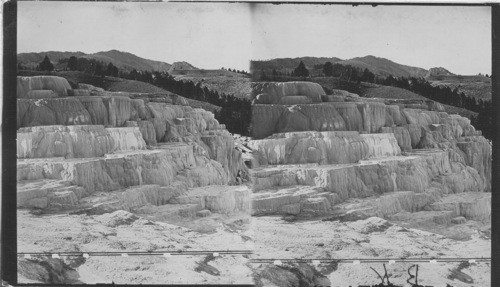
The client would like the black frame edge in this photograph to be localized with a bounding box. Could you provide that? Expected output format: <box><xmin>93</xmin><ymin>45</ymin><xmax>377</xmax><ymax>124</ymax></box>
<box><xmin>2</xmin><ymin>0</ymin><xmax>18</xmax><ymax>285</ymax></box>
<box><xmin>492</xmin><ymin>4</ymin><xmax>499</xmax><ymax>287</ymax></box>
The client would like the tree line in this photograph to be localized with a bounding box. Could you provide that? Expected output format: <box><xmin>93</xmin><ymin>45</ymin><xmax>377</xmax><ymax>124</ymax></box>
<box><xmin>221</xmin><ymin>67</ymin><xmax>250</xmax><ymax>76</ymax></box>
<box><xmin>26</xmin><ymin>55</ymin><xmax>252</xmax><ymax>136</ymax></box>
<box><xmin>254</xmin><ymin>60</ymin><xmax>376</xmax><ymax>83</ymax></box>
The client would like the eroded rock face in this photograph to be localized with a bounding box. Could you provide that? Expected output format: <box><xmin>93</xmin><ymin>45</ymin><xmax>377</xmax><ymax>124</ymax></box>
<box><xmin>17</xmin><ymin>145</ymin><xmax>229</xmax><ymax>193</ymax></box>
<box><xmin>17</xmin><ymin>79</ymin><xmax>247</xmax><ymax>183</ymax></box>
<box><xmin>249</xmin><ymin>86</ymin><xmax>491</xmax><ymax>198</ymax></box>
<box><xmin>425</xmin><ymin>192</ymin><xmax>491</xmax><ymax>221</ymax></box>
<box><xmin>249</xmin><ymin>131</ymin><xmax>401</xmax><ymax>166</ymax></box>
<box><xmin>249</xmin><ymin>138</ymin><xmax>488</xmax><ymax>217</ymax></box>
<box><xmin>17</xmin><ymin>179</ymin><xmax>87</xmax><ymax>209</ymax></box>
<box><xmin>17</xmin><ymin>76</ymin><xmax>72</xmax><ymax>98</ymax></box>
<box><xmin>168</xmin><ymin>185</ymin><xmax>251</xmax><ymax>214</ymax></box>
<box><xmin>379</xmin><ymin>126</ymin><xmax>412</xmax><ymax>152</ymax></box>
<box><xmin>251</xmin><ymin>102</ymin><xmax>401</xmax><ymax>139</ymax></box>
<box><xmin>17</xmin><ymin>125</ymin><xmax>146</xmax><ymax>159</ymax></box>
<box><xmin>251</xmin><ymin>82</ymin><xmax>325</xmax><ymax>104</ymax></box>
<box><xmin>251</xmin><ymin>150</ymin><xmax>465</xmax><ymax>194</ymax></box>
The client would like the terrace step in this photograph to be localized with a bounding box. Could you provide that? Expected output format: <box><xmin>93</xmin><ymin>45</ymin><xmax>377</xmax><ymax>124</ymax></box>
<box><xmin>423</xmin><ymin>192</ymin><xmax>491</xmax><ymax>221</ymax></box>
<box><xmin>17</xmin><ymin>125</ymin><xmax>146</xmax><ymax>159</ymax></box>
<box><xmin>325</xmin><ymin>190</ymin><xmax>441</xmax><ymax>221</ymax></box>
<box><xmin>168</xmin><ymin>185</ymin><xmax>251</xmax><ymax>214</ymax></box>
<box><xmin>17</xmin><ymin>145</ymin><xmax>228</xmax><ymax>194</ymax></box>
<box><xmin>248</xmin><ymin>131</ymin><xmax>401</xmax><ymax>166</ymax></box>
<box><xmin>17</xmin><ymin>179</ymin><xmax>88</xmax><ymax>209</ymax></box>
<box><xmin>251</xmin><ymin>185</ymin><xmax>340</xmax><ymax>216</ymax></box>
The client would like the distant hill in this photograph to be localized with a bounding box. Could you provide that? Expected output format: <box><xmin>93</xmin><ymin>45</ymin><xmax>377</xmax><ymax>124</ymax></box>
<box><xmin>251</xmin><ymin>57</ymin><xmax>342</xmax><ymax>72</ymax></box>
<box><xmin>17</xmin><ymin>51</ymin><xmax>86</xmax><ymax>68</ymax></box>
<box><xmin>252</xmin><ymin>55</ymin><xmax>429</xmax><ymax>78</ymax></box>
<box><xmin>168</xmin><ymin>61</ymin><xmax>198</xmax><ymax>72</ymax></box>
<box><xmin>174</xmin><ymin>69</ymin><xmax>251</xmax><ymax>99</ymax></box>
<box><xmin>338</xmin><ymin>55</ymin><xmax>428</xmax><ymax>78</ymax></box>
<box><xmin>18</xmin><ymin>50</ymin><xmax>174</xmax><ymax>73</ymax></box>
<box><xmin>86</xmin><ymin>50</ymin><xmax>172</xmax><ymax>72</ymax></box>
<box><xmin>425</xmin><ymin>67</ymin><xmax>455</xmax><ymax>78</ymax></box>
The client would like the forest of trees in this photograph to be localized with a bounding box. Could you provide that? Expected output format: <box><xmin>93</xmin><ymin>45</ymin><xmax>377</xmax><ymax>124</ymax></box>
<box><xmin>255</xmin><ymin>61</ymin><xmax>376</xmax><ymax>83</ymax></box>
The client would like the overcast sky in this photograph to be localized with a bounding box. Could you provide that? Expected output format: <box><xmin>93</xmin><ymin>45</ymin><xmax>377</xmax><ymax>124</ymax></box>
<box><xmin>18</xmin><ymin>2</ymin><xmax>491</xmax><ymax>75</ymax></box>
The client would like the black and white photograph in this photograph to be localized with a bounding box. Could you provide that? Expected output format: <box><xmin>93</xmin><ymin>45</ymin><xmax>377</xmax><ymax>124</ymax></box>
<box><xmin>9</xmin><ymin>1</ymin><xmax>494</xmax><ymax>286</ymax></box>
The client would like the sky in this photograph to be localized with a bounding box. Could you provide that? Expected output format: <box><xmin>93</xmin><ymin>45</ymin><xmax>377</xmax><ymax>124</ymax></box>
<box><xmin>18</xmin><ymin>2</ymin><xmax>491</xmax><ymax>75</ymax></box>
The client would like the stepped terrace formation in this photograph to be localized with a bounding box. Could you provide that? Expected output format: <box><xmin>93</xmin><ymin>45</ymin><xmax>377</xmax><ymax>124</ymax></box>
<box><xmin>16</xmin><ymin>76</ymin><xmax>254</xmax><ymax>284</ymax></box>
<box><xmin>248</xmin><ymin>81</ymin><xmax>490</xmax><ymax>220</ymax></box>
<box><xmin>246</xmin><ymin>81</ymin><xmax>491</xmax><ymax>285</ymax></box>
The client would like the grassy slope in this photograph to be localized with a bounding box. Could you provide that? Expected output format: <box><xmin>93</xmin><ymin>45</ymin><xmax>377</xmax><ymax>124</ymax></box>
<box><xmin>173</xmin><ymin>70</ymin><xmax>252</xmax><ymax>99</ymax></box>
<box><xmin>359</xmin><ymin>84</ymin><xmax>478</xmax><ymax>119</ymax></box>
<box><xmin>339</xmin><ymin>56</ymin><xmax>428</xmax><ymax>78</ymax></box>
<box><xmin>427</xmin><ymin>75</ymin><xmax>491</xmax><ymax>101</ymax></box>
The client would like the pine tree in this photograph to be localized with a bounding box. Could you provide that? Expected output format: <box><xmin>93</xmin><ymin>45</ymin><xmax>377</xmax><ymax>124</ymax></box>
<box><xmin>292</xmin><ymin>61</ymin><xmax>309</xmax><ymax>78</ymax></box>
<box><xmin>67</xmin><ymin>56</ymin><xmax>78</xmax><ymax>71</ymax></box>
<box><xmin>323</xmin><ymin>62</ymin><xmax>333</xmax><ymax>76</ymax></box>
<box><xmin>39</xmin><ymin>55</ymin><xmax>54</xmax><ymax>72</ymax></box>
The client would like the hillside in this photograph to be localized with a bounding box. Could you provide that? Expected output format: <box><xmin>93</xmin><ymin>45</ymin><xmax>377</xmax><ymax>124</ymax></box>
<box><xmin>18</xmin><ymin>50</ymin><xmax>173</xmax><ymax>73</ymax></box>
<box><xmin>358</xmin><ymin>83</ymin><xmax>478</xmax><ymax>119</ymax></box>
<box><xmin>86</xmin><ymin>50</ymin><xmax>172</xmax><ymax>72</ymax></box>
<box><xmin>427</xmin><ymin>75</ymin><xmax>492</xmax><ymax>101</ymax></box>
<box><xmin>425</xmin><ymin>67</ymin><xmax>455</xmax><ymax>78</ymax></box>
<box><xmin>105</xmin><ymin>77</ymin><xmax>221</xmax><ymax>113</ymax></box>
<box><xmin>106</xmin><ymin>77</ymin><xmax>221</xmax><ymax>113</ymax></box>
<box><xmin>174</xmin><ymin>70</ymin><xmax>252</xmax><ymax>99</ymax></box>
<box><xmin>338</xmin><ymin>55</ymin><xmax>428</xmax><ymax>78</ymax></box>
<box><xmin>251</xmin><ymin>55</ymin><xmax>428</xmax><ymax>78</ymax></box>
<box><xmin>168</xmin><ymin>61</ymin><xmax>198</xmax><ymax>73</ymax></box>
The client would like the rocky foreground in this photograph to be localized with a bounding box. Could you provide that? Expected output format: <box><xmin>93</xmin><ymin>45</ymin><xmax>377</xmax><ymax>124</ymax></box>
<box><xmin>16</xmin><ymin>78</ymin><xmax>491</xmax><ymax>285</ymax></box>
